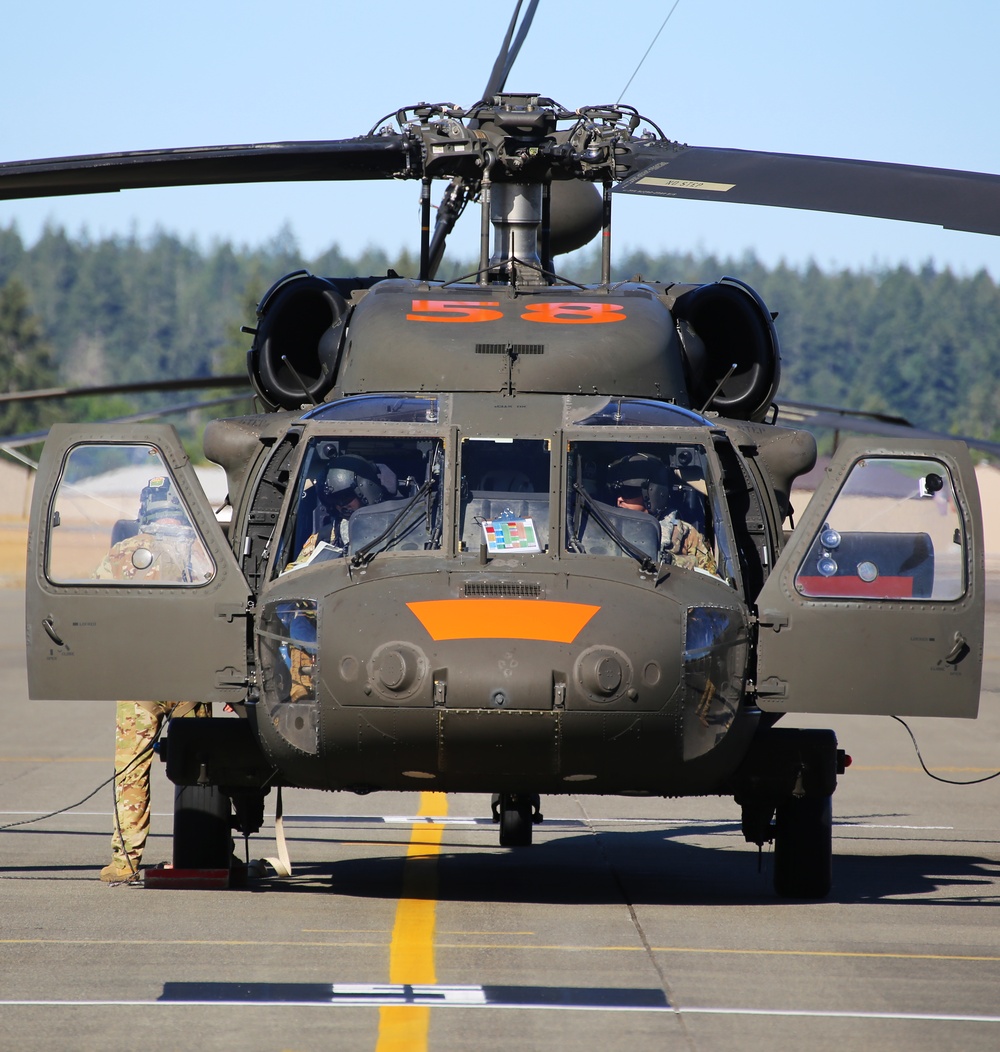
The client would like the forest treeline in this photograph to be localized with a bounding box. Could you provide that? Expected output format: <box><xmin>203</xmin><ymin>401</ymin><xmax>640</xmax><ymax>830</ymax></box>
<box><xmin>1</xmin><ymin>222</ymin><xmax>998</xmax><ymax>451</ymax></box>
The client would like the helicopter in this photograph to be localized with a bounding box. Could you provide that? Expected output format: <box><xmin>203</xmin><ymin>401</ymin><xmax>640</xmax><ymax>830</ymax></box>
<box><xmin>4</xmin><ymin>3</ymin><xmax>995</xmax><ymax>899</ymax></box>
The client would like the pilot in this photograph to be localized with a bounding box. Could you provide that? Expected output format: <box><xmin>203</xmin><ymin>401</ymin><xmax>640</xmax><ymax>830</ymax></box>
<box><xmin>285</xmin><ymin>454</ymin><xmax>388</xmax><ymax>570</ymax></box>
<box><xmin>606</xmin><ymin>452</ymin><xmax>717</xmax><ymax>574</ymax></box>
<box><xmin>279</xmin><ymin>457</ymin><xmax>389</xmax><ymax>703</ymax></box>
<box><xmin>93</xmin><ymin>477</ymin><xmax>213</xmax><ymax>883</ymax></box>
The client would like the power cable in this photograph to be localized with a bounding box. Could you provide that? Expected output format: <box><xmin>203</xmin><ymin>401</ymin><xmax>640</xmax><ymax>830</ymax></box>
<box><xmin>891</xmin><ymin>715</ymin><xmax>1000</xmax><ymax>785</ymax></box>
<box><xmin>0</xmin><ymin>719</ymin><xmax>165</xmax><ymax>832</ymax></box>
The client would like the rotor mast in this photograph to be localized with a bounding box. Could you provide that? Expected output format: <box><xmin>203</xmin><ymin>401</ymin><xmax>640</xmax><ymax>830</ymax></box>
<box><xmin>412</xmin><ymin>94</ymin><xmax>621</xmax><ymax>286</ymax></box>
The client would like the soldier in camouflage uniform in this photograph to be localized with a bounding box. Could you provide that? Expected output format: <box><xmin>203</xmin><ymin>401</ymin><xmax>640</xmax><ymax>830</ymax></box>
<box><xmin>656</xmin><ymin>508</ymin><xmax>718</xmax><ymax>574</ymax></box>
<box><xmin>607</xmin><ymin>452</ymin><xmax>718</xmax><ymax>574</ymax></box>
<box><xmin>103</xmin><ymin>699</ymin><xmax>210</xmax><ymax>881</ymax></box>
<box><xmin>283</xmin><ymin>455</ymin><xmax>387</xmax><ymax>572</ymax></box>
<box><xmin>95</xmin><ymin>477</ymin><xmax>214</xmax><ymax>882</ymax></box>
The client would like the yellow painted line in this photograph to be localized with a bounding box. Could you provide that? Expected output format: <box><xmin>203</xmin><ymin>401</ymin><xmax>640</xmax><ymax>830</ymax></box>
<box><xmin>304</xmin><ymin>930</ymin><xmax>536</xmax><ymax>937</ymax></box>
<box><xmin>438</xmin><ymin>930</ymin><xmax>535</xmax><ymax>936</ymax></box>
<box><xmin>0</xmin><ymin>938</ymin><xmax>392</xmax><ymax>949</ymax></box>
<box><xmin>3</xmin><ymin>937</ymin><xmax>998</xmax><ymax>965</ymax></box>
<box><xmin>437</xmin><ymin>944</ymin><xmax>1000</xmax><ymax>964</ymax></box>
<box><xmin>376</xmin><ymin>791</ymin><xmax>446</xmax><ymax>1052</ymax></box>
<box><xmin>302</xmin><ymin>929</ymin><xmax>388</xmax><ymax>935</ymax></box>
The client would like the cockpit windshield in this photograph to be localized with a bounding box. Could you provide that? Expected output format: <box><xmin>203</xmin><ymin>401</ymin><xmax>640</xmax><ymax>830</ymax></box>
<box><xmin>458</xmin><ymin>437</ymin><xmax>551</xmax><ymax>555</ymax></box>
<box><xmin>274</xmin><ymin>435</ymin><xmax>443</xmax><ymax>575</ymax></box>
<box><xmin>565</xmin><ymin>439</ymin><xmax>719</xmax><ymax>574</ymax></box>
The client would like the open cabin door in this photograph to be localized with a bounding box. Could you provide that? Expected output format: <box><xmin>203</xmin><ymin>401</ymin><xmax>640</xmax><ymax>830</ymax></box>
<box><xmin>26</xmin><ymin>424</ymin><xmax>251</xmax><ymax>703</ymax></box>
<box><xmin>755</xmin><ymin>437</ymin><xmax>984</xmax><ymax>718</ymax></box>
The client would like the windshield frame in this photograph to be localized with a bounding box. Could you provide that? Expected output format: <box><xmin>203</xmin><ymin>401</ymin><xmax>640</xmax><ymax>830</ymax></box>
<box><xmin>557</xmin><ymin>424</ymin><xmax>740</xmax><ymax>586</ymax></box>
<box><xmin>268</xmin><ymin>420</ymin><xmax>451</xmax><ymax>579</ymax></box>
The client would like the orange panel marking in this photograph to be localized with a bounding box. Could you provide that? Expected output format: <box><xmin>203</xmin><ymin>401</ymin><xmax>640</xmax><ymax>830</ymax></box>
<box><xmin>406</xmin><ymin>599</ymin><xmax>600</xmax><ymax>643</ymax></box>
<box><xmin>798</xmin><ymin>575</ymin><xmax>915</xmax><ymax>599</ymax></box>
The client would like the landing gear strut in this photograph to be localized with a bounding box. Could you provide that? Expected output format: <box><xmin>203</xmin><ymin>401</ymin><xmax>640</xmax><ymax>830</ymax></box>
<box><xmin>491</xmin><ymin>792</ymin><xmax>543</xmax><ymax>847</ymax></box>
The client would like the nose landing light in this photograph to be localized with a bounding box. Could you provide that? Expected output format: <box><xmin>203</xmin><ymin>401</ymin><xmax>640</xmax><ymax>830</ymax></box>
<box><xmin>369</xmin><ymin>642</ymin><xmax>428</xmax><ymax>700</ymax></box>
<box><xmin>575</xmin><ymin>645</ymin><xmax>633</xmax><ymax>702</ymax></box>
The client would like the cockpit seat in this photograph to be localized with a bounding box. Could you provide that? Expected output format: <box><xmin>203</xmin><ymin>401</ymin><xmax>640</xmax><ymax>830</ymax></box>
<box><xmin>478</xmin><ymin>469</ymin><xmax>534</xmax><ymax>492</ymax></box>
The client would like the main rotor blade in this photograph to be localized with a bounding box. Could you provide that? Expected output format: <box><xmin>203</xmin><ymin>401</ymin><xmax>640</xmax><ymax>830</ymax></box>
<box><xmin>0</xmin><ymin>393</ymin><xmax>256</xmax><ymax>451</ymax></box>
<box><xmin>0</xmin><ymin>137</ymin><xmax>410</xmax><ymax>201</ymax></box>
<box><xmin>778</xmin><ymin>399</ymin><xmax>1000</xmax><ymax>457</ymax></box>
<box><xmin>616</xmin><ymin>143</ymin><xmax>1000</xmax><ymax>236</ymax></box>
<box><xmin>483</xmin><ymin>0</ymin><xmax>541</xmax><ymax>103</ymax></box>
<box><xmin>425</xmin><ymin>0</ymin><xmax>541</xmax><ymax>278</ymax></box>
<box><xmin>0</xmin><ymin>374</ymin><xmax>250</xmax><ymax>404</ymax></box>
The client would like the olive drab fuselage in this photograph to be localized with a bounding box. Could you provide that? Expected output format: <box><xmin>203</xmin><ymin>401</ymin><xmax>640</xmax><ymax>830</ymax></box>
<box><xmin>237</xmin><ymin>392</ymin><xmax>755</xmax><ymax>797</ymax></box>
<box><xmin>10</xmin><ymin>69</ymin><xmax>994</xmax><ymax>898</ymax></box>
<box><xmin>26</xmin><ymin>277</ymin><xmax>985</xmax><ymax>810</ymax></box>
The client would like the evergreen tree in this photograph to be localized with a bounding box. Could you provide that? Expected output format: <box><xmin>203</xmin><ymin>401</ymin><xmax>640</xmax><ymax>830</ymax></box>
<box><xmin>0</xmin><ymin>277</ymin><xmax>61</xmax><ymax>437</ymax></box>
<box><xmin>0</xmin><ymin>228</ymin><xmax>995</xmax><ymax>458</ymax></box>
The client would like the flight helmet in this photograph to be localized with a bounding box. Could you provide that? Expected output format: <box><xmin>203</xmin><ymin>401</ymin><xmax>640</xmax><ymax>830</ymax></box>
<box><xmin>606</xmin><ymin>452</ymin><xmax>671</xmax><ymax>518</ymax></box>
<box><xmin>324</xmin><ymin>455</ymin><xmax>387</xmax><ymax>511</ymax></box>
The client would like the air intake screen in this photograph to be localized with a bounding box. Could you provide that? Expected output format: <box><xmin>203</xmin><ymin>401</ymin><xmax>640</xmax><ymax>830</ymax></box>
<box><xmin>475</xmin><ymin>343</ymin><xmax>545</xmax><ymax>355</ymax></box>
<box><xmin>462</xmin><ymin>581</ymin><xmax>542</xmax><ymax>598</ymax></box>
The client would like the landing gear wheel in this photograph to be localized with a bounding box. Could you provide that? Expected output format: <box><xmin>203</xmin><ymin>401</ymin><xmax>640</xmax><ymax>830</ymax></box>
<box><xmin>173</xmin><ymin>784</ymin><xmax>232</xmax><ymax>870</ymax></box>
<box><xmin>773</xmin><ymin>794</ymin><xmax>833</xmax><ymax>899</ymax></box>
<box><xmin>497</xmin><ymin>793</ymin><xmax>535</xmax><ymax>847</ymax></box>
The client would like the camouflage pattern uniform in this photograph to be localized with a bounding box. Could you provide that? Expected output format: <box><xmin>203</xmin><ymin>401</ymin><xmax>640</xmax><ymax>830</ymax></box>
<box><xmin>660</xmin><ymin>511</ymin><xmax>718</xmax><ymax>574</ymax></box>
<box><xmin>284</xmin><ymin>516</ymin><xmax>350</xmax><ymax>573</ymax></box>
<box><xmin>93</xmin><ymin>523</ymin><xmax>214</xmax><ymax>584</ymax></box>
<box><xmin>97</xmin><ymin>519</ymin><xmax>213</xmax><ymax>881</ymax></box>
<box><xmin>107</xmin><ymin>700</ymin><xmax>211</xmax><ymax>879</ymax></box>
<box><xmin>286</xmin><ymin>607</ymin><xmax>318</xmax><ymax>704</ymax></box>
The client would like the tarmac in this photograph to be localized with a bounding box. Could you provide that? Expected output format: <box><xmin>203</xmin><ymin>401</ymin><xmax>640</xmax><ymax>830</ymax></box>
<box><xmin>2</xmin><ymin>577</ymin><xmax>999</xmax><ymax>1051</ymax></box>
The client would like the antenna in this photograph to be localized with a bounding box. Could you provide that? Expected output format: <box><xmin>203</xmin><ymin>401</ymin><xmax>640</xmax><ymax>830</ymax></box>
<box><xmin>698</xmin><ymin>362</ymin><xmax>738</xmax><ymax>415</ymax></box>
<box><xmin>616</xmin><ymin>0</ymin><xmax>683</xmax><ymax>104</ymax></box>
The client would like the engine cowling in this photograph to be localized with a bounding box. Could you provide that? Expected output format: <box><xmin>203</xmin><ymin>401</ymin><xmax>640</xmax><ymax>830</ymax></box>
<box><xmin>672</xmin><ymin>278</ymin><xmax>781</xmax><ymax>422</ymax></box>
<box><xmin>247</xmin><ymin>271</ymin><xmax>348</xmax><ymax>411</ymax></box>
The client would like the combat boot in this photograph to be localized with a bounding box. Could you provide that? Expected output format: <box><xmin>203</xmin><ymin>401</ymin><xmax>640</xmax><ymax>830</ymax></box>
<box><xmin>100</xmin><ymin>859</ymin><xmax>140</xmax><ymax>882</ymax></box>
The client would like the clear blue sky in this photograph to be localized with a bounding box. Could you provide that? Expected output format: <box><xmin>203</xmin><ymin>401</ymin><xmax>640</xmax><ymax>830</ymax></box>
<box><xmin>4</xmin><ymin>0</ymin><xmax>1000</xmax><ymax>277</ymax></box>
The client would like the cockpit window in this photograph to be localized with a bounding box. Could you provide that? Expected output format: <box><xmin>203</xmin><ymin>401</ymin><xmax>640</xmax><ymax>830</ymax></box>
<box><xmin>274</xmin><ymin>435</ymin><xmax>443</xmax><ymax>575</ymax></box>
<box><xmin>565</xmin><ymin>440</ymin><xmax>719</xmax><ymax>574</ymax></box>
<box><xmin>48</xmin><ymin>443</ymin><xmax>216</xmax><ymax>586</ymax></box>
<box><xmin>302</xmin><ymin>396</ymin><xmax>439</xmax><ymax>423</ymax></box>
<box><xmin>572</xmin><ymin>398</ymin><xmax>708</xmax><ymax>427</ymax></box>
<box><xmin>795</xmin><ymin>456</ymin><xmax>966</xmax><ymax>600</ymax></box>
<box><xmin>458</xmin><ymin>438</ymin><xmax>551</xmax><ymax>555</ymax></box>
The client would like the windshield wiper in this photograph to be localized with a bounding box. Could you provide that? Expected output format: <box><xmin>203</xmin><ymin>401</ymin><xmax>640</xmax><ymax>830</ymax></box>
<box><xmin>571</xmin><ymin>482</ymin><xmax>658</xmax><ymax>575</ymax></box>
<box><xmin>350</xmin><ymin>479</ymin><xmax>436</xmax><ymax>567</ymax></box>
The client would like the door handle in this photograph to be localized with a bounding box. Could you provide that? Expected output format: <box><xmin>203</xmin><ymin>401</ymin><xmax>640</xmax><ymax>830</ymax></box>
<box><xmin>945</xmin><ymin>631</ymin><xmax>970</xmax><ymax>665</ymax></box>
<box><xmin>42</xmin><ymin>617</ymin><xmax>65</xmax><ymax>647</ymax></box>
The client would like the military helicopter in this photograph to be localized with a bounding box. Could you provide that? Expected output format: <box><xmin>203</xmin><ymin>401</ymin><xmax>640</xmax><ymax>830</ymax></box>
<box><xmin>4</xmin><ymin>2</ymin><xmax>995</xmax><ymax>899</ymax></box>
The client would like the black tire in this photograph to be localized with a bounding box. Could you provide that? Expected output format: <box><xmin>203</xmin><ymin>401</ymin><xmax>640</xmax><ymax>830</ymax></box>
<box><xmin>173</xmin><ymin>784</ymin><xmax>232</xmax><ymax>869</ymax></box>
<box><xmin>773</xmin><ymin>794</ymin><xmax>833</xmax><ymax>899</ymax></box>
<box><xmin>498</xmin><ymin>794</ymin><xmax>533</xmax><ymax>847</ymax></box>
